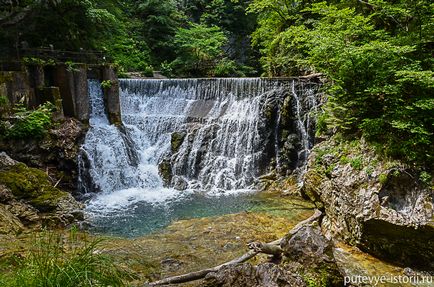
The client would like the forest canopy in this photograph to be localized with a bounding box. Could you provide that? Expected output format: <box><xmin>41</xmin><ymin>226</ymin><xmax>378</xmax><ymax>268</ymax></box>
<box><xmin>0</xmin><ymin>0</ymin><xmax>433</xmax><ymax>168</ymax></box>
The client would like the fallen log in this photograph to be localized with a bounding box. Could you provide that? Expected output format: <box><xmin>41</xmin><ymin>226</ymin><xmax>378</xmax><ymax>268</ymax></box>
<box><xmin>147</xmin><ymin>209</ymin><xmax>322</xmax><ymax>286</ymax></box>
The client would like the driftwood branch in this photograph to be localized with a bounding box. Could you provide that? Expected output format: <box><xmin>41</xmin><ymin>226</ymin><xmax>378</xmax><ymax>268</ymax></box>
<box><xmin>147</xmin><ymin>209</ymin><xmax>322</xmax><ymax>286</ymax></box>
<box><xmin>248</xmin><ymin>241</ymin><xmax>282</xmax><ymax>256</ymax></box>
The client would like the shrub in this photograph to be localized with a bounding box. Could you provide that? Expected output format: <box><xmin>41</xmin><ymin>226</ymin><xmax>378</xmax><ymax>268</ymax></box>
<box><xmin>379</xmin><ymin>173</ymin><xmax>388</xmax><ymax>185</ymax></box>
<box><xmin>214</xmin><ymin>58</ymin><xmax>242</xmax><ymax>77</ymax></box>
<box><xmin>4</xmin><ymin>102</ymin><xmax>54</xmax><ymax>139</ymax></box>
<box><xmin>160</xmin><ymin>61</ymin><xmax>173</xmax><ymax>77</ymax></box>
<box><xmin>350</xmin><ymin>157</ymin><xmax>363</xmax><ymax>170</ymax></box>
<box><xmin>141</xmin><ymin>65</ymin><xmax>154</xmax><ymax>77</ymax></box>
<box><xmin>419</xmin><ymin>171</ymin><xmax>432</xmax><ymax>186</ymax></box>
<box><xmin>101</xmin><ymin>80</ymin><xmax>112</xmax><ymax>89</ymax></box>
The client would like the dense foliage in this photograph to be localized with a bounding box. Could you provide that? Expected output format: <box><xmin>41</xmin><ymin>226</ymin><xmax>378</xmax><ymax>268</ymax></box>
<box><xmin>248</xmin><ymin>0</ymin><xmax>433</xmax><ymax>168</ymax></box>
<box><xmin>0</xmin><ymin>0</ymin><xmax>259</xmax><ymax>76</ymax></box>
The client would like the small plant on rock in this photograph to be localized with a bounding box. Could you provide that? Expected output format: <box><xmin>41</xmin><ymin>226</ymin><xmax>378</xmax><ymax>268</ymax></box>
<box><xmin>4</xmin><ymin>102</ymin><xmax>54</xmax><ymax>140</ymax></box>
<box><xmin>101</xmin><ymin>80</ymin><xmax>113</xmax><ymax>89</ymax></box>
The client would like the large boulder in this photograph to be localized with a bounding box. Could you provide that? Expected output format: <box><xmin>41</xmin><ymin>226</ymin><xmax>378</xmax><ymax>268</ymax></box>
<box><xmin>204</xmin><ymin>263</ymin><xmax>306</xmax><ymax>287</ymax></box>
<box><xmin>302</xmin><ymin>138</ymin><xmax>434</xmax><ymax>270</ymax></box>
<box><xmin>204</xmin><ymin>224</ymin><xmax>343</xmax><ymax>287</ymax></box>
<box><xmin>280</xmin><ymin>225</ymin><xmax>343</xmax><ymax>286</ymax></box>
<box><xmin>0</xmin><ymin>153</ymin><xmax>84</xmax><ymax>232</ymax></box>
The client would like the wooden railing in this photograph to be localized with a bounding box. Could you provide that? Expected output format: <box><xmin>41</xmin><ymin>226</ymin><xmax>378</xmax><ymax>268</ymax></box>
<box><xmin>0</xmin><ymin>47</ymin><xmax>111</xmax><ymax>69</ymax></box>
<box><xmin>20</xmin><ymin>47</ymin><xmax>111</xmax><ymax>64</ymax></box>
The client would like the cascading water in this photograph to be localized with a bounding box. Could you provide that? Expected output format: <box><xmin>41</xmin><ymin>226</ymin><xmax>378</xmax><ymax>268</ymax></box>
<box><xmin>79</xmin><ymin>78</ymin><xmax>321</xmax><ymax>236</ymax></box>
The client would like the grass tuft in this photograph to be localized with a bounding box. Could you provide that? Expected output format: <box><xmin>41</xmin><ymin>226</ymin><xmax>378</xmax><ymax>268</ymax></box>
<box><xmin>0</xmin><ymin>229</ymin><xmax>128</xmax><ymax>286</ymax></box>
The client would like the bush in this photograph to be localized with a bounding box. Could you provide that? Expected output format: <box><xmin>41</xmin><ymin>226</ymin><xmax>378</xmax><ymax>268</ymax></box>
<box><xmin>0</xmin><ymin>230</ymin><xmax>127</xmax><ymax>287</ymax></box>
<box><xmin>160</xmin><ymin>61</ymin><xmax>174</xmax><ymax>77</ymax></box>
<box><xmin>214</xmin><ymin>58</ymin><xmax>241</xmax><ymax>77</ymax></box>
<box><xmin>141</xmin><ymin>65</ymin><xmax>154</xmax><ymax>77</ymax></box>
<box><xmin>3</xmin><ymin>102</ymin><xmax>54</xmax><ymax>140</ymax></box>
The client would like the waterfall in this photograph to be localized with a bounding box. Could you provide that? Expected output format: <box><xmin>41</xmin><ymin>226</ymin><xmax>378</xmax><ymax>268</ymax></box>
<box><xmin>79</xmin><ymin>78</ymin><xmax>321</xmax><ymax>210</ymax></box>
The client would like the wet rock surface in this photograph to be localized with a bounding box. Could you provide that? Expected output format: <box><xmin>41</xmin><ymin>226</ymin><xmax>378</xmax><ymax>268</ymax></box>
<box><xmin>281</xmin><ymin>225</ymin><xmax>343</xmax><ymax>286</ymax></box>
<box><xmin>302</xmin><ymin>138</ymin><xmax>434</xmax><ymax>270</ymax></box>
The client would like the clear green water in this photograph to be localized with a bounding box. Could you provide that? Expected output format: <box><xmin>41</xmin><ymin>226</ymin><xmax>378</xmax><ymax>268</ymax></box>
<box><xmin>86</xmin><ymin>192</ymin><xmax>264</xmax><ymax>237</ymax></box>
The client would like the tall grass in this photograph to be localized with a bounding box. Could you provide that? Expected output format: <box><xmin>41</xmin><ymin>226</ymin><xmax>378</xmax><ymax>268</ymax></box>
<box><xmin>0</xmin><ymin>229</ymin><xmax>127</xmax><ymax>286</ymax></box>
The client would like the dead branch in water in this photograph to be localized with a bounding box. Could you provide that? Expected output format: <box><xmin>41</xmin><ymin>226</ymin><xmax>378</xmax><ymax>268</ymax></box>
<box><xmin>146</xmin><ymin>209</ymin><xmax>322</xmax><ymax>286</ymax></box>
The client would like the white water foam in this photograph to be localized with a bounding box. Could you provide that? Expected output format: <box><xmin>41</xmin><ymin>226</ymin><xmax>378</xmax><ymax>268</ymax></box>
<box><xmin>80</xmin><ymin>78</ymin><xmax>320</xmax><ymax>215</ymax></box>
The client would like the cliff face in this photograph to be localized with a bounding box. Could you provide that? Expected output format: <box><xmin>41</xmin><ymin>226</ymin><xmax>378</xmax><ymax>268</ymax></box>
<box><xmin>302</xmin><ymin>137</ymin><xmax>434</xmax><ymax>270</ymax></box>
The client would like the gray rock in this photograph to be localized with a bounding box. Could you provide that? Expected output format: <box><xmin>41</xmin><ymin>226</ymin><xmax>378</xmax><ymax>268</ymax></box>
<box><xmin>303</xmin><ymin>138</ymin><xmax>434</xmax><ymax>270</ymax></box>
<box><xmin>281</xmin><ymin>225</ymin><xmax>344</xmax><ymax>287</ymax></box>
<box><xmin>0</xmin><ymin>152</ymin><xmax>17</xmax><ymax>167</ymax></box>
<box><xmin>0</xmin><ymin>184</ymin><xmax>13</xmax><ymax>203</ymax></box>
<box><xmin>204</xmin><ymin>263</ymin><xmax>306</xmax><ymax>287</ymax></box>
<box><xmin>0</xmin><ymin>204</ymin><xmax>24</xmax><ymax>235</ymax></box>
<box><xmin>160</xmin><ymin>258</ymin><xmax>184</xmax><ymax>272</ymax></box>
<box><xmin>281</xmin><ymin>225</ymin><xmax>334</xmax><ymax>265</ymax></box>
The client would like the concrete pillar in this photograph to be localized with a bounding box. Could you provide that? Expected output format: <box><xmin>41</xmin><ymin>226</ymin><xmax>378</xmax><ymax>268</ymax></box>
<box><xmin>73</xmin><ymin>64</ymin><xmax>89</xmax><ymax>123</ymax></box>
<box><xmin>53</xmin><ymin>64</ymin><xmax>76</xmax><ymax>117</ymax></box>
<box><xmin>101</xmin><ymin>65</ymin><xmax>121</xmax><ymax>125</ymax></box>
<box><xmin>0</xmin><ymin>71</ymin><xmax>32</xmax><ymax>107</ymax></box>
<box><xmin>27</xmin><ymin>65</ymin><xmax>45</xmax><ymax>107</ymax></box>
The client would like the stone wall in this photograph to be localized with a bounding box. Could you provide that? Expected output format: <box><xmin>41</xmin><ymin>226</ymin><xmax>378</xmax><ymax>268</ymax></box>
<box><xmin>0</xmin><ymin>63</ymin><xmax>121</xmax><ymax>124</ymax></box>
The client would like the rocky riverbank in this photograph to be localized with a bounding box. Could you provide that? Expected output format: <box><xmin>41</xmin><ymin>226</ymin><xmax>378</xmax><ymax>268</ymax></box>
<box><xmin>302</xmin><ymin>136</ymin><xmax>434</xmax><ymax>270</ymax></box>
<box><xmin>0</xmin><ymin>118</ymin><xmax>86</xmax><ymax>194</ymax></box>
<box><xmin>0</xmin><ymin>118</ymin><xmax>87</xmax><ymax>234</ymax></box>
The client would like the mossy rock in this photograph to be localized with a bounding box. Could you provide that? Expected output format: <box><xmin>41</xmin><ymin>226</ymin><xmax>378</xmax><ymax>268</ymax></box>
<box><xmin>158</xmin><ymin>159</ymin><xmax>172</xmax><ymax>186</ymax></box>
<box><xmin>0</xmin><ymin>163</ymin><xmax>68</xmax><ymax>212</ymax></box>
<box><xmin>0</xmin><ymin>204</ymin><xmax>23</xmax><ymax>235</ymax></box>
<box><xmin>171</xmin><ymin>131</ymin><xmax>186</xmax><ymax>154</ymax></box>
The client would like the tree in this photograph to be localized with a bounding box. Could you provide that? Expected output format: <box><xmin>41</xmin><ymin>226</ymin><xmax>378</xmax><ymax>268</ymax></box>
<box><xmin>134</xmin><ymin>0</ymin><xmax>184</xmax><ymax>64</ymax></box>
<box><xmin>172</xmin><ymin>22</ymin><xmax>227</xmax><ymax>76</ymax></box>
<box><xmin>249</xmin><ymin>0</ymin><xmax>434</xmax><ymax>167</ymax></box>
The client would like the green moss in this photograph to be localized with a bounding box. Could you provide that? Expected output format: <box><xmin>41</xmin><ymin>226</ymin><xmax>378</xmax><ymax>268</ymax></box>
<box><xmin>325</xmin><ymin>163</ymin><xmax>336</xmax><ymax>176</ymax></box>
<box><xmin>339</xmin><ymin>155</ymin><xmax>349</xmax><ymax>164</ymax></box>
<box><xmin>301</xmin><ymin>264</ymin><xmax>343</xmax><ymax>287</ymax></box>
<box><xmin>378</xmin><ymin>173</ymin><xmax>388</xmax><ymax>185</ymax></box>
<box><xmin>349</xmin><ymin>157</ymin><xmax>363</xmax><ymax>170</ymax></box>
<box><xmin>0</xmin><ymin>163</ymin><xmax>67</xmax><ymax>211</ymax></box>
